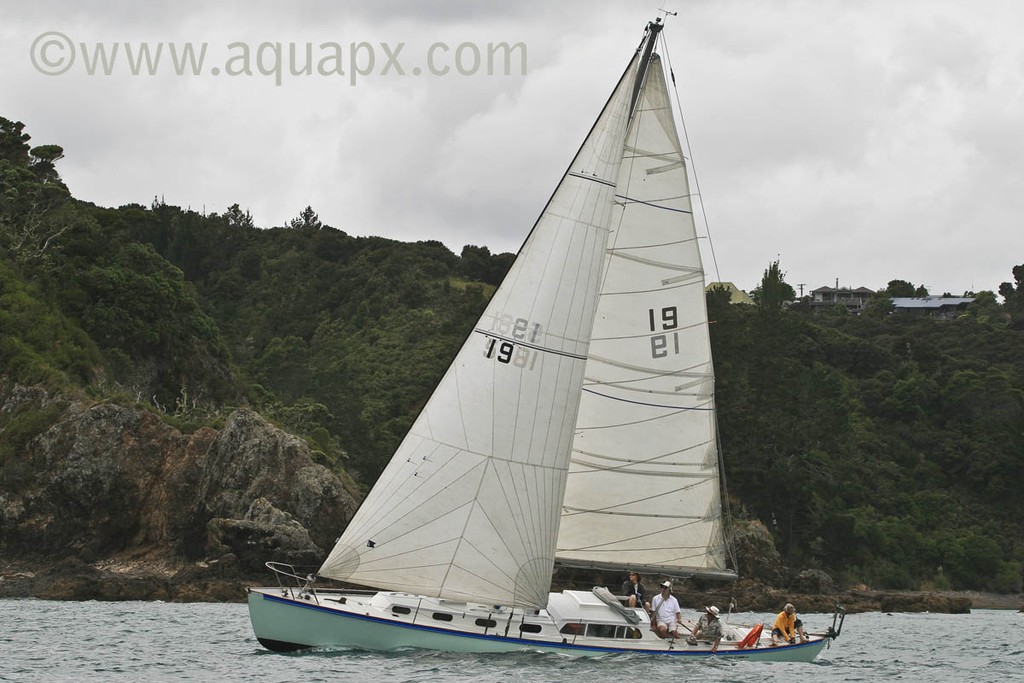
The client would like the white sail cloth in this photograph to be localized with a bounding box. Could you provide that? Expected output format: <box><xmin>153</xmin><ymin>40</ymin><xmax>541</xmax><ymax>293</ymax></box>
<box><xmin>556</xmin><ymin>55</ymin><xmax>731</xmax><ymax>578</ymax></box>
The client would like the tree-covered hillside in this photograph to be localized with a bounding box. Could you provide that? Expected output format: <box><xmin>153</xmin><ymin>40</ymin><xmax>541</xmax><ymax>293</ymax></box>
<box><xmin>707</xmin><ymin>287</ymin><xmax>1024</xmax><ymax>592</ymax></box>
<box><xmin>2</xmin><ymin>117</ymin><xmax>1022</xmax><ymax>593</ymax></box>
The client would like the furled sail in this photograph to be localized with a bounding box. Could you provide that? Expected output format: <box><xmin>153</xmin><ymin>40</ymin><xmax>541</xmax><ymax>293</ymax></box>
<box><xmin>555</xmin><ymin>51</ymin><xmax>736</xmax><ymax>581</ymax></box>
<box><xmin>318</xmin><ymin>48</ymin><xmax>649</xmax><ymax>608</ymax></box>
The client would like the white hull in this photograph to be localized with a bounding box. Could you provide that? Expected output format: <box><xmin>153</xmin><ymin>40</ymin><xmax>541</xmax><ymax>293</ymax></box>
<box><xmin>247</xmin><ymin>587</ymin><xmax>831</xmax><ymax>661</ymax></box>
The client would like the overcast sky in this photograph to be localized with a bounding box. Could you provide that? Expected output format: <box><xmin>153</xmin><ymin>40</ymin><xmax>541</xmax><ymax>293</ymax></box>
<box><xmin>3</xmin><ymin>0</ymin><xmax>1022</xmax><ymax>296</ymax></box>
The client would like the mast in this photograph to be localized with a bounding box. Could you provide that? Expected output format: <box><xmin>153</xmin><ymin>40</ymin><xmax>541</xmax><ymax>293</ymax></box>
<box><xmin>630</xmin><ymin>19</ymin><xmax>664</xmax><ymax>118</ymax></box>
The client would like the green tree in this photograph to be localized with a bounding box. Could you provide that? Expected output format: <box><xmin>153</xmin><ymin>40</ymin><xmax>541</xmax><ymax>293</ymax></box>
<box><xmin>224</xmin><ymin>203</ymin><xmax>255</xmax><ymax>229</ymax></box>
<box><xmin>862</xmin><ymin>293</ymin><xmax>894</xmax><ymax>318</ymax></box>
<box><xmin>999</xmin><ymin>264</ymin><xmax>1024</xmax><ymax>328</ymax></box>
<box><xmin>289</xmin><ymin>205</ymin><xmax>323</xmax><ymax>230</ymax></box>
<box><xmin>460</xmin><ymin>244</ymin><xmax>514</xmax><ymax>285</ymax></box>
<box><xmin>751</xmin><ymin>260</ymin><xmax>795</xmax><ymax>312</ymax></box>
<box><xmin>961</xmin><ymin>290</ymin><xmax>1003</xmax><ymax>325</ymax></box>
<box><xmin>885</xmin><ymin>279</ymin><xmax>916</xmax><ymax>297</ymax></box>
<box><xmin>0</xmin><ymin>117</ymin><xmax>73</xmax><ymax>263</ymax></box>
<box><xmin>0</xmin><ymin>118</ymin><xmax>32</xmax><ymax>163</ymax></box>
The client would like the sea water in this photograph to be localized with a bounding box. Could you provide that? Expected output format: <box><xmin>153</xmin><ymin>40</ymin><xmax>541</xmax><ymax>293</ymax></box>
<box><xmin>1</xmin><ymin>599</ymin><xmax>1021</xmax><ymax>682</ymax></box>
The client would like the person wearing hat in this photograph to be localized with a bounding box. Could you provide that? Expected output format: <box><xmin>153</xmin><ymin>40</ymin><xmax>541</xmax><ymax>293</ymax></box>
<box><xmin>771</xmin><ymin>603</ymin><xmax>807</xmax><ymax>645</ymax></box>
<box><xmin>649</xmin><ymin>580</ymin><xmax>682</xmax><ymax>639</ymax></box>
<box><xmin>691</xmin><ymin>605</ymin><xmax>723</xmax><ymax>652</ymax></box>
<box><xmin>621</xmin><ymin>571</ymin><xmax>647</xmax><ymax>608</ymax></box>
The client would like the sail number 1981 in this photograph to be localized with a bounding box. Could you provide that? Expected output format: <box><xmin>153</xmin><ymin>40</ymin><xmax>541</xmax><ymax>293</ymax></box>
<box><xmin>483</xmin><ymin>314</ymin><xmax>543</xmax><ymax>369</ymax></box>
<box><xmin>648</xmin><ymin>306</ymin><xmax>679</xmax><ymax>358</ymax></box>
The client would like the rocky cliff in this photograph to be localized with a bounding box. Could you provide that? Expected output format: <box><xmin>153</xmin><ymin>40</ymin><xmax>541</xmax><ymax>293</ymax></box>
<box><xmin>0</xmin><ymin>383</ymin><xmax>360</xmax><ymax>601</ymax></box>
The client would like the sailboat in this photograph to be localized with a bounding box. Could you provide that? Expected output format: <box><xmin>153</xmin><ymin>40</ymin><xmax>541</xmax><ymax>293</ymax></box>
<box><xmin>247</xmin><ymin>17</ymin><xmax>843</xmax><ymax>661</ymax></box>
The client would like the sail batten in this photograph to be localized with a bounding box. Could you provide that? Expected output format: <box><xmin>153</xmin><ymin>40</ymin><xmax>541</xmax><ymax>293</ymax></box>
<box><xmin>572</xmin><ymin>443</ymin><xmax>712</xmax><ymax>462</ymax></box>
<box><xmin>596</xmin><ymin>280</ymin><xmax>707</xmax><ymax>297</ymax></box>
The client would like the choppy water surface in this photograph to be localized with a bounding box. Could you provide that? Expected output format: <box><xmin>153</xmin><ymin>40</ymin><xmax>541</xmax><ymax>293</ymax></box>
<box><xmin>1</xmin><ymin>599</ymin><xmax>1021</xmax><ymax>682</ymax></box>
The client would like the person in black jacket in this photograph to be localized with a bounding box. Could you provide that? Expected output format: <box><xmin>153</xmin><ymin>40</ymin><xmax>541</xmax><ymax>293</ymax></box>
<box><xmin>621</xmin><ymin>571</ymin><xmax>646</xmax><ymax>608</ymax></box>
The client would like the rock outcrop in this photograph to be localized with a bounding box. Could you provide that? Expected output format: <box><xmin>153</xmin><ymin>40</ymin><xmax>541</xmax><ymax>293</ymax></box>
<box><xmin>0</xmin><ymin>384</ymin><xmax>360</xmax><ymax>601</ymax></box>
<box><xmin>729</xmin><ymin>519</ymin><xmax>785</xmax><ymax>585</ymax></box>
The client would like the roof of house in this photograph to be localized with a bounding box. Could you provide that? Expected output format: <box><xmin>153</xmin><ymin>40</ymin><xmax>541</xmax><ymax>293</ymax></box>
<box><xmin>890</xmin><ymin>296</ymin><xmax>975</xmax><ymax>309</ymax></box>
<box><xmin>706</xmin><ymin>281</ymin><xmax>754</xmax><ymax>305</ymax></box>
<box><xmin>811</xmin><ymin>286</ymin><xmax>876</xmax><ymax>295</ymax></box>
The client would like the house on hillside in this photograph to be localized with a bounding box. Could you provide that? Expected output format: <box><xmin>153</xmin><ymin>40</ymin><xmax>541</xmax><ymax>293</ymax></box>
<box><xmin>706</xmin><ymin>282</ymin><xmax>754</xmax><ymax>305</ymax></box>
<box><xmin>809</xmin><ymin>285</ymin><xmax>876</xmax><ymax>314</ymax></box>
<box><xmin>890</xmin><ymin>296</ymin><xmax>975</xmax><ymax>319</ymax></box>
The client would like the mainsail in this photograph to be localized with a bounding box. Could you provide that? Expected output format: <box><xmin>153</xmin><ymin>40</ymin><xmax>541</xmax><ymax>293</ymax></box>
<box><xmin>555</xmin><ymin>45</ymin><xmax>734</xmax><ymax>581</ymax></box>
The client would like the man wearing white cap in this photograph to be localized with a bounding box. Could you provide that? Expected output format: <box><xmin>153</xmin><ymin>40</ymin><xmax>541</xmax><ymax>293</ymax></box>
<box><xmin>691</xmin><ymin>605</ymin><xmax>723</xmax><ymax>652</ymax></box>
<box><xmin>649</xmin><ymin>580</ymin><xmax>682</xmax><ymax>639</ymax></box>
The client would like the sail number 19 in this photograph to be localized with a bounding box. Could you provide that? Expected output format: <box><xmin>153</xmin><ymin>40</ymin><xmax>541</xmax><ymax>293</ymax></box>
<box><xmin>484</xmin><ymin>337</ymin><xmax>538</xmax><ymax>369</ymax></box>
<box><xmin>648</xmin><ymin>306</ymin><xmax>680</xmax><ymax>358</ymax></box>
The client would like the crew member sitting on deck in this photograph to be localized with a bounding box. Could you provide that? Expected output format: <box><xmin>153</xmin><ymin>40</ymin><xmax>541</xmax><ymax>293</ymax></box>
<box><xmin>621</xmin><ymin>571</ymin><xmax>646</xmax><ymax>608</ymax></box>
<box><xmin>690</xmin><ymin>605</ymin><xmax>723</xmax><ymax>652</ymax></box>
<box><xmin>649</xmin><ymin>581</ymin><xmax>682</xmax><ymax>639</ymax></box>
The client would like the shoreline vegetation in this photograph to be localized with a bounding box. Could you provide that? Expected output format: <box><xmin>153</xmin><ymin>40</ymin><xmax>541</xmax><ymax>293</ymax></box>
<box><xmin>1</xmin><ymin>559</ymin><xmax>1020</xmax><ymax>613</ymax></box>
